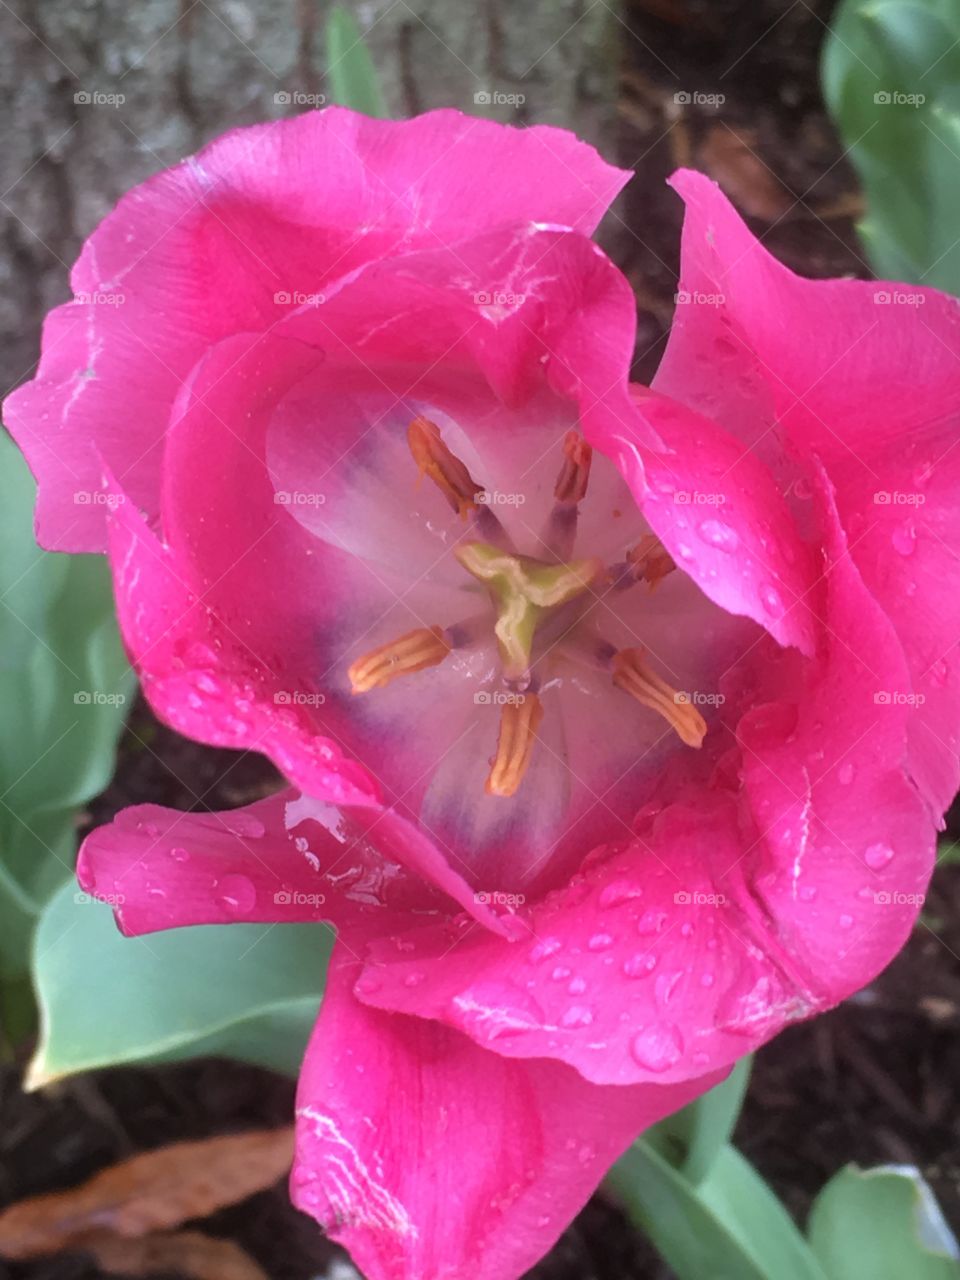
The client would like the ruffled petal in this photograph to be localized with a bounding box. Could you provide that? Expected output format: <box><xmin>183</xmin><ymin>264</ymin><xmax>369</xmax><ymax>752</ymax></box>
<box><xmin>292</xmin><ymin>941</ymin><xmax>718</xmax><ymax>1280</ymax></box>
<box><xmin>4</xmin><ymin>108</ymin><xmax>628</xmax><ymax>553</ymax></box>
<box><xmin>656</xmin><ymin>167</ymin><xmax>960</xmax><ymax>814</ymax></box>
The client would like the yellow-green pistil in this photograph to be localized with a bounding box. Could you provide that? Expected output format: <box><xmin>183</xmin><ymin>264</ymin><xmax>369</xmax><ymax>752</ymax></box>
<box><xmin>454</xmin><ymin>541</ymin><xmax>604</xmax><ymax>687</ymax></box>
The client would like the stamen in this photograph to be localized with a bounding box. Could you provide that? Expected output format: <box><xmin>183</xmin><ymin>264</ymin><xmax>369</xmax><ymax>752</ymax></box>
<box><xmin>485</xmin><ymin>692</ymin><xmax>544</xmax><ymax>797</ymax></box>
<box><xmin>408</xmin><ymin>416</ymin><xmax>482</xmax><ymax>520</ymax></box>
<box><xmin>349</xmin><ymin>625</ymin><xmax>451</xmax><ymax>693</ymax></box>
<box><xmin>544</xmin><ymin>430</ymin><xmax>593</xmax><ymax>561</ymax></box>
<box><xmin>627</xmin><ymin>535</ymin><xmax>675</xmax><ymax>591</ymax></box>
<box><xmin>611</xmin><ymin>649</ymin><xmax>706</xmax><ymax>748</ymax></box>
<box><xmin>553</xmin><ymin>430</ymin><xmax>593</xmax><ymax>504</ymax></box>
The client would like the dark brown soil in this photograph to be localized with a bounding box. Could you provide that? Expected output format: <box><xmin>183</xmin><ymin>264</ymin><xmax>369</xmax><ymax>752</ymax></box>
<box><xmin>3</xmin><ymin>2</ymin><xmax>959</xmax><ymax>1278</ymax></box>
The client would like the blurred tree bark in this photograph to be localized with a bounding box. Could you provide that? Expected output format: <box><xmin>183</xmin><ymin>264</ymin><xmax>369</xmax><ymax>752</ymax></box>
<box><xmin>0</xmin><ymin>0</ymin><xmax>620</xmax><ymax>397</ymax></box>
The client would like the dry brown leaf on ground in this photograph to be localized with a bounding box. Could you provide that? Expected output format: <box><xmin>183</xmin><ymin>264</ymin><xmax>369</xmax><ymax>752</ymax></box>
<box><xmin>0</xmin><ymin>1127</ymin><xmax>294</xmax><ymax>1258</ymax></box>
<box><xmin>79</xmin><ymin>1228</ymin><xmax>270</xmax><ymax>1280</ymax></box>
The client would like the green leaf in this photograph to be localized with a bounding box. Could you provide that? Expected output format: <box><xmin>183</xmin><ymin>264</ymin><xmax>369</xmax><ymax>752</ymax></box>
<box><xmin>808</xmin><ymin>1164</ymin><xmax>960</xmax><ymax>1279</ymax></box>
<box><xmin>822</xmin><ymin>0</ymin><xmax>960</xmax><ymax>289</ymax></box>
<box><xmin>647</xmin><ymin>1055</ymin><xmax>753</xmax><ymax>1183</ymax></box>
<box><xmin>325</xmin><ymin>6</ymin><xmax>387</xmax><ymax>117</ymax></box>
<box><xmin>0</xmin><ymin>432</ymin><xmax>132</xmax><ymax>987</ymax></box>
<box><xmin>608</xmin><ymin>1140</ymin><xmax>829</xmax><ymax>1280</ymax></box>
<box><xmin>28</xmin><ymin>880</ymin><xmax>332</xmax><ymax>1085</ymax></box>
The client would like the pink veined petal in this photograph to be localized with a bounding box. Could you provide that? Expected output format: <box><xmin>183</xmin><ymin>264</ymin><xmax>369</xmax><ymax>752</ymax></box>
<box><xmin>736</xmin><ymin>471</ymin><xmax>934</xmax><ymax>993</ymax></box>
<box><xmin>655</xmin><ymin>167</ymin><xmax>960</xmax><ymax>816</ymax></box>
<box><xmin>77</xmin><ymin>792</ymin><xmax>372</xmax><ymax>936</ymax></box>
<box><xmin>593</xmin><ymin>384</ymin><xmax>820</xmax><ymax>657</ymax></box>
<box><xmin>292</xmin><ymin>940</ymin><xmax>721</xmax><ymax>1280</ymax></box>
<box><xmin>3</xmin><ymin>108</ymin><xmax>628</xmax><ymax>554</ymax></box>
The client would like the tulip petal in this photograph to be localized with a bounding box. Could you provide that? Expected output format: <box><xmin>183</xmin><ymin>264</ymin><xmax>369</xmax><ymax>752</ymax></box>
<box><xmin>657</xmin><ymin>167</ymin><xmax>960</xmax><ymax>814</ymax></box>
<box><xmin>4</xmin><ymin>109</ymin><xmax>628</xmax><ymax>553</ymax></box>
<box><xmin>293</xmin><ymin>940</ymin><xmax>719</xmax><ymax>1280</ymax></box>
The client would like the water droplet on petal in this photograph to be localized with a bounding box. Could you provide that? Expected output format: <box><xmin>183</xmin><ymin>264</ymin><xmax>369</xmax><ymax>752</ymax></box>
<box><xmin>567</xmin><ymin>976</ymin><xmax>587</xmax><ymax>996</ymax></box>
<box><xmin>551</xmin><ymin>966</ymin><xmax>572</xmax><ymax>982</ymax></box>
<box><xmin>168</xmin><ymin>846</ymin><xmax>190</xmax><ymax>862</ymax></box>
<box><xmin>891</xmin><ymin>522</ymin><xmax>916</xmax><ymax>556</ymax></box>
<box><xmin>587</xmin><ymin>932</ymin><xmax>614</xmax><ymax>952</ymax></box>
<box><xmin>837</xmin><ymin>762</ymin><xmax>855</xmax><ymax>786</ymax></box>
<box><xmin>838</xmin><ymin>913</ymin><xmax>854</xmax><ymax>929</ymax></box>
<box><xmin>529</xmin><ymin>937</ymin><xmax>562</xmax><ymax>964</ymax></box>
<box><xmin>655</xmin><ymin>970</ymin><xmax>683</xmax><ymax>1005</ymax></box>
<box><xmin>561</xmin><ymin>1005</ymin><xmax>594</xmax><ymax>1028</ymax></box>
<box><xmin>864</xmin><ymin>842</ymin><xmax>894</xmax><ymax>870</ymax></box>
<box><xmin>622</xmin><ymin>953</ymin><xmax>657</xmax><ymax>979</ymax></box>
<box><xmin>598</xmin><ymin>880</ymin><xmax>643</xmax><ymax>909</ymax></box>
<box><xmin>698</xmin><ymin>519</ymin><xmax>739</xmax><ymax>552</ymax></box>
<box><xmin>630</xmin><ymin>1024</ymin><xmax>684</xmax><ymax>1072</ymax></box>
<box><xmin>215</xmin><ymin>873</ymin><xmax>257</xmax><ymax>914</ymax></box>
<box><xmin>760</xmin><ymin>583</ymin><xmax>784</xmax><ymax>617</ymax></box>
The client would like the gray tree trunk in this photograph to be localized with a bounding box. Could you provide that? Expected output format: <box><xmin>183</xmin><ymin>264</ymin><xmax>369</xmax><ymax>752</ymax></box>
<box><xmin>0</xmin><ymin>0</ymin><xmax>620</xmax><ymax>397</ymax></box>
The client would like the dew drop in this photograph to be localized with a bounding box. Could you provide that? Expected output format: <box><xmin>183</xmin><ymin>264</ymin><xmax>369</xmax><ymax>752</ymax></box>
<box><xmin>838</xmin><ymin>913</ymin><xmax>854</xmax><ymax>929</ymax></box>
<box><xmin>837</xmin><ymin>762</ymin><xmax>855</xmax><ymax>786</ymax></box>
<box><xmin>760</xmin><ymin>583</ymin><xmax>784</xmax><ymax>617</ymax></box>
<box><xmin>636</xmin><ymin>909</ymin><xmax>667</xmax><ymax>936</ymax></box>
<box><xmin>567</xmin><ymin>976</ymin><xmax>587</xmax><ymax>996</ymax></box>
<box><xmin>561</xmin><ymin>1005</ymin><xmax>594</xmax><ymax>1029</ymax></box>
<box><xmin>655</xmin><ymin>970</ymin><xmax>682</xmax><ymax>1005</ymax></box>
<box><xmin>864</xmin><ymin>842</ymin><xmax>894</xmax><ymax>870</ymax></box>
<box><xmin>891</xmin><ymin>522</ymin><xmax>916</xmax><ymax>557</ymax></box>
<box><xmin>529</xmin><ymin>937</ymin><xmax>562</xmax><ymax>964</ymax></box>
<box><xmin>551</xmin><ymin>966</ymin><xmax>572</xmax><ymax>982</ymax></box>
<box><xmin>168</xmin><ymin>846</ymin><xmax>190</xmax><ymax>862</ymax></box>
<box><xmin>698</xmin><ymin>519</ymin><xmax>739</xmax><ymax>552</ymax></box>
<box><xmin>215</xmin><ymin>873</ymin><xmax>257</xmax><ymax>914</ymax></box>
<box><xmin>630</xmin><ymin>1024</ymin><xmax>683</xmax><ymax>1072</ymax></box>
<box><xmin>623</xmin><ymin>953</ymin><xmax>657</xmax><ymax>978</ymax></box>
<box><xmin>598</xmin><ymin>880</ymin><xmax>643</xmax><ymax>909</ymax></box>
<box><xmin>587</xmin><ymin>932</ymin><xmax>614</xmax><ymax>952</ymax></box>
